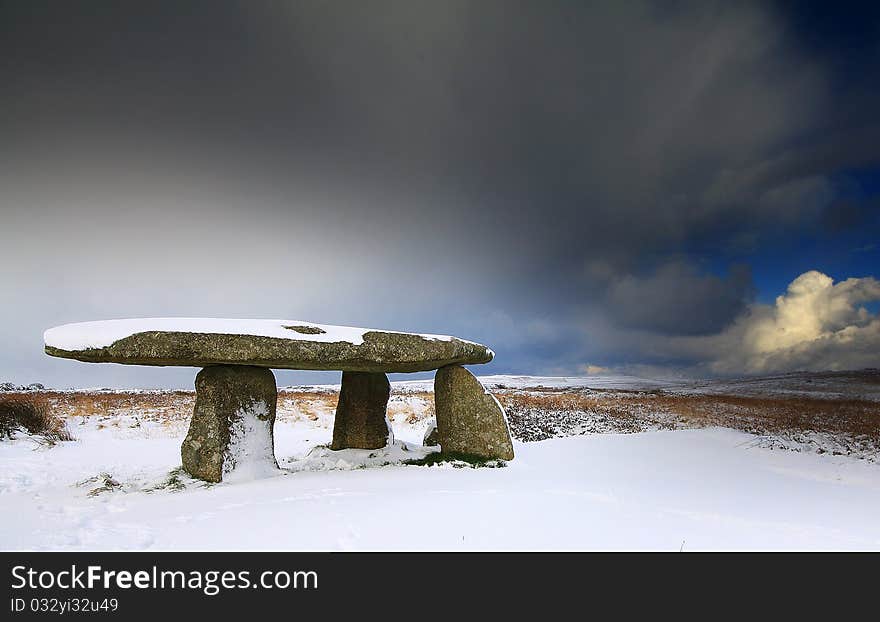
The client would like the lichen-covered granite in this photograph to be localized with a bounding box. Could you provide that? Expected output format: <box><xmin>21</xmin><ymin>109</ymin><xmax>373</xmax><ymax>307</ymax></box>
<box><xmin>44</xmin><ymin>318</ymin><xmax>493</xmax><ymax>372</ymax></box>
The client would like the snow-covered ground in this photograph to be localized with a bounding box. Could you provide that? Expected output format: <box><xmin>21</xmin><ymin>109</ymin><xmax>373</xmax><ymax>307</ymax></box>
<box><xmin>2</xmin><ymin>406</ymin><xmax>879</xmax><ymax>551</ymax></box>
<box><xmin>679</xmin><ymin>370</ymin><xmax>880</xmax><ymax>401</ymax></box>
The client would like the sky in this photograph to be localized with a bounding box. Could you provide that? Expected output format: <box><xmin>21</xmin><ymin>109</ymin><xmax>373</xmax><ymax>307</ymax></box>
<box><xmin>1</xmin><ymin>1</ymin><xmax>879</xmax><ymax>388</ymax></box>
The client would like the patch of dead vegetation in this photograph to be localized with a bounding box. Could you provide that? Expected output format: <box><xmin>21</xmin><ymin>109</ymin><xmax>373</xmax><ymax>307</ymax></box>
<box><xmin>31</xmin><ymin>391</ymin><xmax>194</xmax><ymax>424</ymax></box>
<box><xmin>0</xmin><ymin>394</ymin><xmax>73</xmax><ymax>444</ymax></box>
<box><xmin>387</xmin><ymin>391</ymin><xmax>434</xmax><ymax>425</ymax></box>
<box><xmin>76</xmin><ymin>472</ymin><xmax>122</xmax><ymax>496</ymax></box>
<box><xmin>498</xmin><ymin>391</ymin><xmax>684</xmax><ymax>441</ymax></box>
<box><xmin>276</xmin><ymin>390</ymin><xmax>338</xmax><ymax>423</ymax></box>
<box><xmin>497</xmin><ymin>389</ymin><xmax>880</xmax><ymax>457</ymax></box>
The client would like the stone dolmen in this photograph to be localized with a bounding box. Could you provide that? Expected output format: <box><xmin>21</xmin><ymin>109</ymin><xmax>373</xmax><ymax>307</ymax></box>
<box><xmin>44</xmin><ymin>318</ymin><xmax>514</xmax><ymax>482</ymax></box>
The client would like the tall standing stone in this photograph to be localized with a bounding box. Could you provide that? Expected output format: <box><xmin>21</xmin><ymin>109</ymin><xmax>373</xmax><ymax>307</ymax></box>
<box><xmin>331</xmin><ymin>371</ymin><xmax>391</xmax><ymax>450</ymax></box>
<box><xmin>181</xmin><ymin>365</ymin><xmax>278</xmax><ymax>482</ymax></box>
<box><xmin>434</xmin><ymin>365</ymin><xmax>514</xmax><ymax>460</ymax></box>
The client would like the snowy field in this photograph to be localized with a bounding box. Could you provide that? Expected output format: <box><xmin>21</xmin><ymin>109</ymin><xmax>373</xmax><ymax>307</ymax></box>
<box><xmin>2</xmin><ymin>373</ymin><xmax>879</xmax><ymax>551</ymax></box>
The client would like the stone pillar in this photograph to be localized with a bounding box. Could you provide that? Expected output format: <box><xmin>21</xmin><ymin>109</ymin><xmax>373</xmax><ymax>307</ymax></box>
<box><xmin>181</xmin><ymin>365</ymin><xmax>278</xmax><ymax>482</ymax></box>
<box><xmin>331</xmin><ymin>371</ymin><xmax>391</xmax><ymax>450</ymax></box>
<box><xmin>434</xmin><ymin>364</ymin><xmax>514</xmax><ymax>460</ymax></box>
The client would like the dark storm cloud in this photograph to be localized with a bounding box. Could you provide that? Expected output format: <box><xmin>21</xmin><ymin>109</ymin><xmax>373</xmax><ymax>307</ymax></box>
<box><xmin>604</xmin><ymin>263</ymin><xmax>754</xmax><ymax>336</ymax></box>
<box><xmin>1</xmin><ymin>1</ymin><xmax>878</xmax><ymax>385</ymax></box>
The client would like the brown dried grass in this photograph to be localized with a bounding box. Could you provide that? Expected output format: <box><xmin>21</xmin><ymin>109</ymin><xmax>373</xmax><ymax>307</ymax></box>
<box><xmin>51</xmin><ymin>391</ymin><xmax>193</xmax><ymax>420</ymax></box>
<box><xmin>497</xmin><ymin>390</ymin><xmax>880</xmax><ymax>439</ymax></box>
<box><xmin>0</xmin><ymin>394</ymin><xmax>73</xmax><ymax>443</ymax></box>
<box><xmin>276</xmin><ymin>390</ymin><xmax>338</xmax><ymax>422</ymax></box>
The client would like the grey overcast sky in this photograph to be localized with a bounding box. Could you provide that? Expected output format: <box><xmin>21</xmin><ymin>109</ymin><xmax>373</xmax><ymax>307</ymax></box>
<box><xmin>2</xmin><ymin>1</ymin><xmax>879</xmax><ymax>388</ymax></box>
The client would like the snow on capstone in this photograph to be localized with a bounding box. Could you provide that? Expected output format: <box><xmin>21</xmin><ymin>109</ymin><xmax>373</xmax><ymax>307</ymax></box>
<box><xmin>43</xmin><ymin>318</ymin><xmax>461</xmax><ymax>352</ymax></box>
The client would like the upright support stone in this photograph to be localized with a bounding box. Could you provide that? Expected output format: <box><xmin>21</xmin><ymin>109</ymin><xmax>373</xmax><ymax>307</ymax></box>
<box><xmin>331</xmin><ymin>371</ymin><xmax>391</xmax><ymax>450</ymax></box>
<box><xmin>181</xmin><ymin>365</ymin><xmax>278</xmax><ymax>482</ymax></box>
<box><xmin>434</xmin><ymin>364</ymin><xmax>514</xmax><ymax>460</ymax></box>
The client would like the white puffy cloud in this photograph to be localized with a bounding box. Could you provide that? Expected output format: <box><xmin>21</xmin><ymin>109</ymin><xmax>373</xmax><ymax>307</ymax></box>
<box><xmin>584</xmin><ymin>365</ymin><xmax>609</xmax><ymax>375</ymax></box>
<box><xmin>709</xmin><ymin>271</ymin><xmax>880</xmax><ymax>374</ymax></box>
